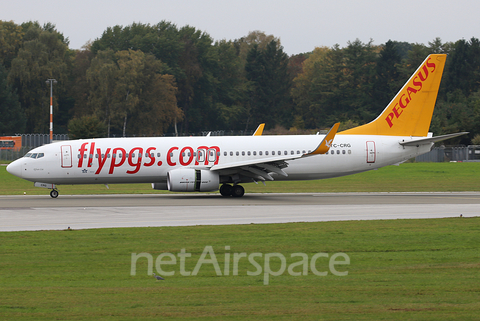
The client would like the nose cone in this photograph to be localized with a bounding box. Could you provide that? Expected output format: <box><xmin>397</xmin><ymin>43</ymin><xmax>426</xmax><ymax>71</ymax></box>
<box><xmin>6</xmin><ymin>160</ymin><xmax>23</xmax><ymax>178</ymax></box>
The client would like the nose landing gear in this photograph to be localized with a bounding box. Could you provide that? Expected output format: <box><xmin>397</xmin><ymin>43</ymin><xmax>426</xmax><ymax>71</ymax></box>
<box><xmin>50</xmin><ymin>189</ymin><xmax>59</xmax><ymax>198</ymax></box>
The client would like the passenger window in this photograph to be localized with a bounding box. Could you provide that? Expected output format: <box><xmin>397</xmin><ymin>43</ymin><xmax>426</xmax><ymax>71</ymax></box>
<box><xmin>259</xmin><ymin>151</ymin><xmax>263</xmax><ymax>156</ymax></box>
<box><xmin>266</xmin><ymin>151</ymin><xmax>269</xmax><ymax>156</ymax></box>
<box><xmin>247</xmin><ymin>151</ymin><xmax>251</xmax><ymax>156</ymax></box>
<box><xmin>242</xmin><ymin>151</ymin><xmax>245</xmax><ymax>156</ymax></box>
<box><xmin>236</xmin><ymin>151</ymin><xmax>239</xmax><ymax>156</ymax></box>
<box><xmin>337</xmin><ymin>150</ymin><xmax>340</xmax><ymax>154</ymax></box>
<box><xmin>230</xmin><ymin>151</ymin><xmax>233</xmax><ymax>156</ymax></box>
<box><xmin>330</xmin><ymin>150</ymin><xmax>334</xmax><ymax>155</ymax></box>
<box><xmin>253</xmin><ymin>151</ymin><xmax>257</xmax><ymax>156</ymax></box>
<box><xmin>272</xmin><ymin>151</ymin><xmax>275</xmax><ymax>156</ymax></box>
<box><xmin>197</xmin><ymin>151</ymin><xmax>204</xmax><ymax>162</ymax></box>
<box><xmin>342</xmin><ymin>150</ymin><xmax>346</xmax><ymax>154</ymax></box>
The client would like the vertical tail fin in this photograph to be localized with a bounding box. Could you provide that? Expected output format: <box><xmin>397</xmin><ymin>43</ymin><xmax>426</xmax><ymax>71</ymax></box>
<box><xmin>339</xmin><ymin>54</ymin><xmax>447</xmax><ymax>137</ymax></box>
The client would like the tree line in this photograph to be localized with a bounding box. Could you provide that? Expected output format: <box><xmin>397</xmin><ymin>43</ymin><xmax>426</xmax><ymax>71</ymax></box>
<box><xmin>0</xmin><ymin>20</ymin><xmax>479</xmax><ymax>144</ymax></box>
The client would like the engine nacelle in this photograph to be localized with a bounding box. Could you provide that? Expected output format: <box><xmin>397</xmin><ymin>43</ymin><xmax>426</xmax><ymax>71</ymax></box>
<box><xmin>167</xmin><ymin>168</ymin><xmax>219</xmax><ymax>192</ymax></box>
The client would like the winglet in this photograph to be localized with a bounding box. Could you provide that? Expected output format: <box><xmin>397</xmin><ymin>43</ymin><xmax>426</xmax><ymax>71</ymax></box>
<box><xmin>253</xmin><ymin>123</ymin><xmax>265</xmax><ymax>136</ymax></box>
<box><xmin>307</xmin><ymin>122</ymin><xmax>340</xmax><ymax>155</ymax></box>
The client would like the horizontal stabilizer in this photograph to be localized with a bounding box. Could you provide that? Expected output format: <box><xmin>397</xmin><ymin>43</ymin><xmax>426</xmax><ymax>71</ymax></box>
<box><xmin>399</xmin><ymin>132</ymin><xmax>469</xmax><ymax>146</ymax></box>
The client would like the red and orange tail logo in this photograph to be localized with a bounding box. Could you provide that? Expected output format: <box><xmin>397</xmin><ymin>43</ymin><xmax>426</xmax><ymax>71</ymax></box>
<box><xmin>339</xmin><ymin>54</ymin><xmax>447</xmax><ymax>137</ymax></box>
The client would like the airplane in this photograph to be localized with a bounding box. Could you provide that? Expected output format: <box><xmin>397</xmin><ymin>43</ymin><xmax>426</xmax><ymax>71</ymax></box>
<box><xmin>6</xmin><ymin>54</ymin><xmax>467</xmax><ymax>198</ymax></box>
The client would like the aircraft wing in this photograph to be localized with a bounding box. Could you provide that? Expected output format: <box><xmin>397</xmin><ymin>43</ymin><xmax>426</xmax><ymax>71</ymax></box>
<box><xmin>209</xmin><ymin>123</ymin><xmax>340</xmax><ymax>181</ymax></box>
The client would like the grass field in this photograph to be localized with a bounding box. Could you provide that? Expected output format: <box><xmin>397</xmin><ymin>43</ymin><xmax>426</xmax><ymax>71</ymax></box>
<box><xmin>1</xmin><ymin>219</ymin><xmax>479</xmax><ymax>320</ymax></box>
<box><xmin>1</xmin><ymin>161</ymin><xmax>480</xmax><ymax>195</ymax></box>
<box><xmin>1</xmin><ymin>162</ymin><xmax>480</xmax><ymax>319</ymax></box>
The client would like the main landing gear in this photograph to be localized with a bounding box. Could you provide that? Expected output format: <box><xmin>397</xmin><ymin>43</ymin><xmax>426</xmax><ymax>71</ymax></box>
<box><xmin>220</xmin><ymin>184</ymin><xmax>245</xmax><ymax>197</ymax></box>
<box><xmin>50</xmin><ymin>189</ymin><xmax>59</xmax><ymax>198</ymax></box>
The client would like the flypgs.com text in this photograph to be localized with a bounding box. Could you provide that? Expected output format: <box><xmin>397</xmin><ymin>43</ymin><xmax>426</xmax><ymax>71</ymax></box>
<box><xmin>77</xmin><ymin>142</ymin><xmax>220</xmax><ymax>175</ymax></box>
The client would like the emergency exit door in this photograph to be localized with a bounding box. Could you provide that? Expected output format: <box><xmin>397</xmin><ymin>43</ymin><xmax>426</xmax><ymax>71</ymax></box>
<box><xmin>366</xmin><ymin>141</ymin><xmax>376</xmax><ymax>163</ymax></box>
<box><xmin>61</xmin><ymin>145</ymin><xmax>72</xmax><ymax>168</ymax></box>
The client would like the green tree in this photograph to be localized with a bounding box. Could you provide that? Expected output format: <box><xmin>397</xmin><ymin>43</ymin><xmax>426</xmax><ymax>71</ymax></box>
<box><xmin>71</xmin><ymin>42</ymin><xmax>95</xmax><ymax>118</ymax></box>
<box><xmin>341</xmin><ymin>39</ymin><xmax>378</xmax><ymax>121</ymax></box>
<box><xmin>68</xmin><ymin>114</ymin><xmax>106</xmax><ymax>139</ymax></box>
<box><xmin>86</xmin><ymin>49</ymin><xmax>180</xmax><ymax>136</ymax></box>
<box><xmin>210</xmin><ymin>40</ymin><xmax>248</xmax><ymax>130</ymax></box>
<box><xmin>128</xmin><ymin>73</ymin><xmax>181</xmax><ymax>136</ymax></box>
<box><xmin>86</xmin><ymin>50</ymin><xmax>117</xmax><ymax>136</ymax></box>
<box><xmin>291</xmin><ymin>46</ymin><xmax>331</xmax><ymax>128</ymax></box>
<box><xmin>8</xmin><ymin>22</ymin><xmax>71</xmax><ymax>133</ymax></box>
<box><xmin>114</xmin><ymin>50</ymin><xmax>143</xmax><ymax>137</ymax></box>
<box><xmin>91</xmin><ymin>22</ymin><xmax>215</xmax><ymax>134</ymax></box>
<box><xmin>245</xmin><ymin>40</ymin><xmax>291</xmax><ymax>130</ymax></box>
<box><xmin>233</xmin><ymin>31</ymin><xmax>279</xmax><ymax>67</ymax></box>
<box><xmin>444</xmin><ymin>38</ymin><xmax>480</xmax><ymax>97</ymax></box>
<box><xmin>0</xmin><ymin>65</ymin><xmax>25</xmax><ymax>134</ymax></box>
<box><xmin>373</xmin><ymin>40</ymin><xmax>402</xmax><ymax>112</ymax></box>
<box><xmin>0</xmin><ymin>20</ymin><xmax>24</xmax><ymax>69</ymax></box>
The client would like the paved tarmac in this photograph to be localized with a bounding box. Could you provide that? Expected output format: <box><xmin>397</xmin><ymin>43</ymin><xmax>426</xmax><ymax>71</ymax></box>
<box><xmin>1</xmin><ymin>192</ymin><xmax>479</xmax><ymax>231</ymax></box>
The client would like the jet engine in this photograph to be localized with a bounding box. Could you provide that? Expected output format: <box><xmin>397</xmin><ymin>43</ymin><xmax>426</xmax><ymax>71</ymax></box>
<box><xmin>166</xmin><ymin>168</ymin><xmax>219</xmax><ymax>192</ymax></box>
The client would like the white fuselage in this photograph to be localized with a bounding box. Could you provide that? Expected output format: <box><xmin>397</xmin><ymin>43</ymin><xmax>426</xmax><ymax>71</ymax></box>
<box><xmin>7</xmin><ymin>134</ymin><xmax>432</xmax><ymax>186</ymax></box>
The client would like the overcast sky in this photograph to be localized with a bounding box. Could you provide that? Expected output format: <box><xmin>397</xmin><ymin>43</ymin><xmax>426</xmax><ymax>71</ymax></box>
<box><xmin>2</xmin><ymin>0</ymin><xmax>479</xmax><ymax>55</ymax></box>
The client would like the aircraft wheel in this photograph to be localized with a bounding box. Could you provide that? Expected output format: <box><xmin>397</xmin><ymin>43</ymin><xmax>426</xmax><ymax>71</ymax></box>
<box><xmin>231</xmin><ymin>185</ymin><xmax>245</xmax><ymax>198</ymax></box>
<box><xmin>219</xmin><ymin>184</ymin><xmax>233</xmax><ymax>197</ymax></box>
<box><xmin>50</xmin><ymin>190</ymin><xmax>59</xmax><ymax>198</ymax></box>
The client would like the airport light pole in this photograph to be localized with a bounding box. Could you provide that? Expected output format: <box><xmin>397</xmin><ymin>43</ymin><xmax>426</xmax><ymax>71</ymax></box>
<box><xmin>46</xmin><ymin>79</ymin><xmax>57</xmax><ymax>143</ymax></box>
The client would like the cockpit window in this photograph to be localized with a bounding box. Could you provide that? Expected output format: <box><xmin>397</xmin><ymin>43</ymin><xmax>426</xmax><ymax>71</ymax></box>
<box><xmin>23</xmin><ymin>152</ymin><xmax>45</xmax><ymax>159</ymax></box>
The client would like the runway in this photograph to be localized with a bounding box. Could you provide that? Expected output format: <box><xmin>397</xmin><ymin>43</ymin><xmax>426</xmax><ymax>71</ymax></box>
<box><xmin>1</xmin><ymin>192</ymin><xmax>479</xmax><ymax>231</ymax></box>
